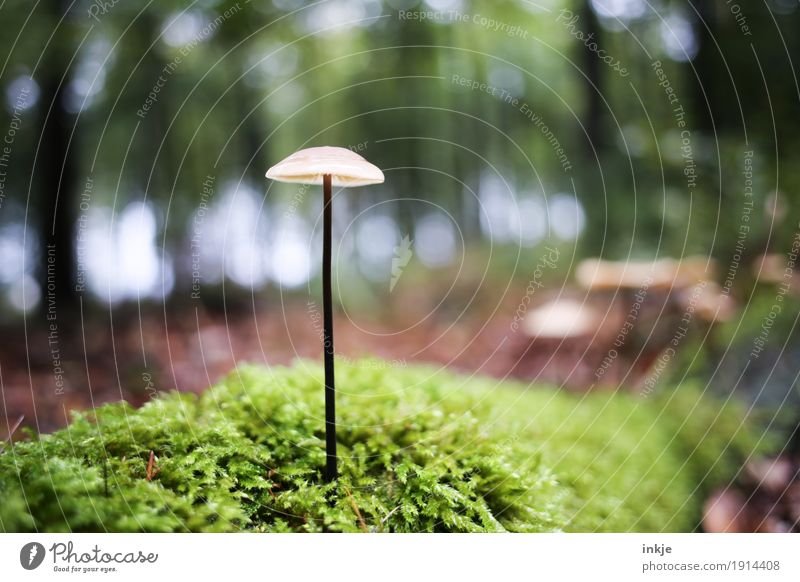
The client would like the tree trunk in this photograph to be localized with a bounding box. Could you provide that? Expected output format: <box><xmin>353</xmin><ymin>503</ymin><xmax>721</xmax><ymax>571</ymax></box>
<box><xmin>689</xmin><ymin>0</ymin><xmax>717</xmax><ymax>134</ymax></box>
<box><xmin>579</xmin><ymin>0</ymin><xmax>603</xmax><ymax>155</ymax></box>
<box><xmin>37</xmin><ymin>0</ymin><xmax>77</xmax><ymax>317</ymax></box>
<box><xmin>576</xmin><ymin>0</ymin><xmax>606</xmax><ymax>255</ymax></box>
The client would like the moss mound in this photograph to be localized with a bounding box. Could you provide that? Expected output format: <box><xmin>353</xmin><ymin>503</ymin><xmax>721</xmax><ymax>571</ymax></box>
<box><xmin>0</xmin><ymin>360</ymin><xmax>762</xmax><ymax>532</ymax></box>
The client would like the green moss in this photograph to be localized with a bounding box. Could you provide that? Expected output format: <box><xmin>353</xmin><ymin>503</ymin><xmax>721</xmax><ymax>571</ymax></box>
<box><xmin>0</xmin><ymin>360</ymin><xmax>764</xmax><ymax>532</ymax></box>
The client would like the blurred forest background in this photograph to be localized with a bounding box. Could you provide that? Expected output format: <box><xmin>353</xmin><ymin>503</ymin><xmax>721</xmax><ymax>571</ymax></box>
<box><xmin>1</xmin><ymin>0</ymin><xmax>799</xmax><ymax>435</ymax></box>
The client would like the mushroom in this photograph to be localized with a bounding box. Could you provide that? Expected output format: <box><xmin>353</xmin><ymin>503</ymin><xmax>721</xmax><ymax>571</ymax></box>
<box><xmin>574</xmin><ymin>259</ymin><xmax>621</xmax><ymax>291</ymax></box>
<box><xmin>522</xmin><ymin>298</ymin><xmax>600</xmax><ymax>339</ymax></box>
<box><xmin>675</xmin><ymin>256</ymin><xmax>718</xmax><ymax>288</ymax></box>
<box><xmin>267</xmin><ymin>146</ymin><xmax>384</xmax><ymax>481</ymax></box>
<box><xmin>575</xmin><ymin>258</ymin><xmax>678</xmax><ymax>291</ymax></box>
<box><xmin>517</xmin><ymin>296</ymin><xmax>622</xmax><ymax>388</ymax></box>
<box><xmin>685</xmin><ymin>281</ymin><xmax>737</xmax><ymax>324</ymax></box>
<box><xmin>676</xmin><ymin>280</ymin><xmax>736</xmax><ymax>370</ymax></box>
<box><xmin>753</xmin><ymin>253</ymin><xmax>785</xmax><ymax>284</ymax></box>
<box><xmin>575</xmin><ymin>258</ymin><xmax>691</xmax><ymax>381</ymax></box>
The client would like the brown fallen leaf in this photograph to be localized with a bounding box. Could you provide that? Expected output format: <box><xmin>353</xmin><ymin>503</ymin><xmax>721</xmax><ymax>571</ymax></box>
<box><xmin>703</xmin><ymin>488</ymin><xmax>749</xmax><ymax>533</ymax></box>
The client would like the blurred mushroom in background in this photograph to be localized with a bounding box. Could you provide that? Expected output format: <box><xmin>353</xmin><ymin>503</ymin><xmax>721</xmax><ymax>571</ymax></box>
<box><xmin>574</xmin><ymin>258</ymin><xmax>692</xmax><ymax>385</ymax></box>
<box><xmin>675</xmin><ymin>256</ymin><xmax>719</xmax><ymax>288</ymax></box>
<box><xmin>575</xmin><ymin>258</ymin><xmax>678</xmax><ymax>291</ymax></box>
<box><xmin>511</xmin><ymin>293</ymin><xmax>624</xmax><ymax>389</ymax></box>
<box><xmin>704</xmin><ymin>456</ymin><xmax>800</xmax><ymax>533</ymax></box>
<box><xmin>753</xmin><ymin>253</ymin><xmax>800</xmax><ymax>291</ymax></box>
<box><xmin>683</xmin><ymin>281</ymin><xmax>737</xmax><ymax>325</ymax></box>
<box><xmin>679</xmin><ymin>280</ymin><xmax>738</xmax><ymax>370</ymax></box>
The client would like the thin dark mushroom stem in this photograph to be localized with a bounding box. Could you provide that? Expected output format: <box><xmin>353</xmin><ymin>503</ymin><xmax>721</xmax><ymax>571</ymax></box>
<box><xmin>268</xmin><ymin>148</ymin><xmax>382</xmax><ymax>483</ymax></box>
<box><xmin>322</xmin><ymin>173</ymin><xmax>338</xmax><ymax>482</ymax></box>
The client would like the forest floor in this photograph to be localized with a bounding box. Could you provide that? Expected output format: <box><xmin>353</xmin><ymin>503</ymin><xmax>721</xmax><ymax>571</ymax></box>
<box><xmin>0</xmin><ymin>289</ymin><xmax>664</xmax><ymax>435</ymax></box>
<box><xmin>0</xmin><ymin>289</ymin><xmax>797</xmax><ymax>533</ymax></box>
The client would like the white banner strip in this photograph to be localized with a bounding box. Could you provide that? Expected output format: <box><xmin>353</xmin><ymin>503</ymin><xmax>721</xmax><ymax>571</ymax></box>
<box><xmin>1</xmin><ymin>533</ymin><xmax>798</xmax><ymax>581</ymax></box>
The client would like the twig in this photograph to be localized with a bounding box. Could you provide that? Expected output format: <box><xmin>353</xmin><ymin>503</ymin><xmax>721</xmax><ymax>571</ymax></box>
<box><xmin>371</xmin><ymin>505</ymin><xmax>402</xmax><ymax>533</ymax></box>
<box><xmin>0</xmin><ymin>415</ymin><xmax>24</xmax><ymax>454</ymax></box>
<box><xmin>145</xmin><ymin>450</ymin><xmax>160</xmax><ymax>481</ymax></box>
<box><xmin>344</xmin><ymin>485</ymin><xmax>368</xmax><ymax>532</ymax></box>
<box><xmin>103</xmin><ymin>457</ymin><xmax>109</xmax><ymax>498</ymax></box>
<box><xmin>380</xmin><ymin>505</ymin><xmax>401</xmax><ymax>526</ymax></box>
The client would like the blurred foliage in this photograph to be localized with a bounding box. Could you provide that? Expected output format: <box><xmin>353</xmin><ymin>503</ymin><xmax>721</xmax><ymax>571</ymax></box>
<box><xmin>0</xmin><ymin>359</ymin><xmax>765</xmax><ymax>532</ymax></box>
<box><xmin>0</xmin><ymin>0</ymin><xmax>798</xmax><ymax>312</ymax></box>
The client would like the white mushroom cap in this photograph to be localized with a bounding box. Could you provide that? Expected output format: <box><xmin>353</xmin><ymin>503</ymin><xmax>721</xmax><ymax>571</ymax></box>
<box><xmin>522</xmin><ymin>298</ymin><xmax>600</xmax><ymax>339</ymax></box>
<box><xmin>266</xmin><ymin>146</ymin><xmax>384</xmax><ymax>187</ymax></box>
<box><xmin>575</xmin><ymin>259</ymin><xmax>618</xmax><ymax>290</ymax></box>
<box><xmin>575</xmin><ymin>258</ymin><xmax>678</xmax><ymax>290</ymax></box>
